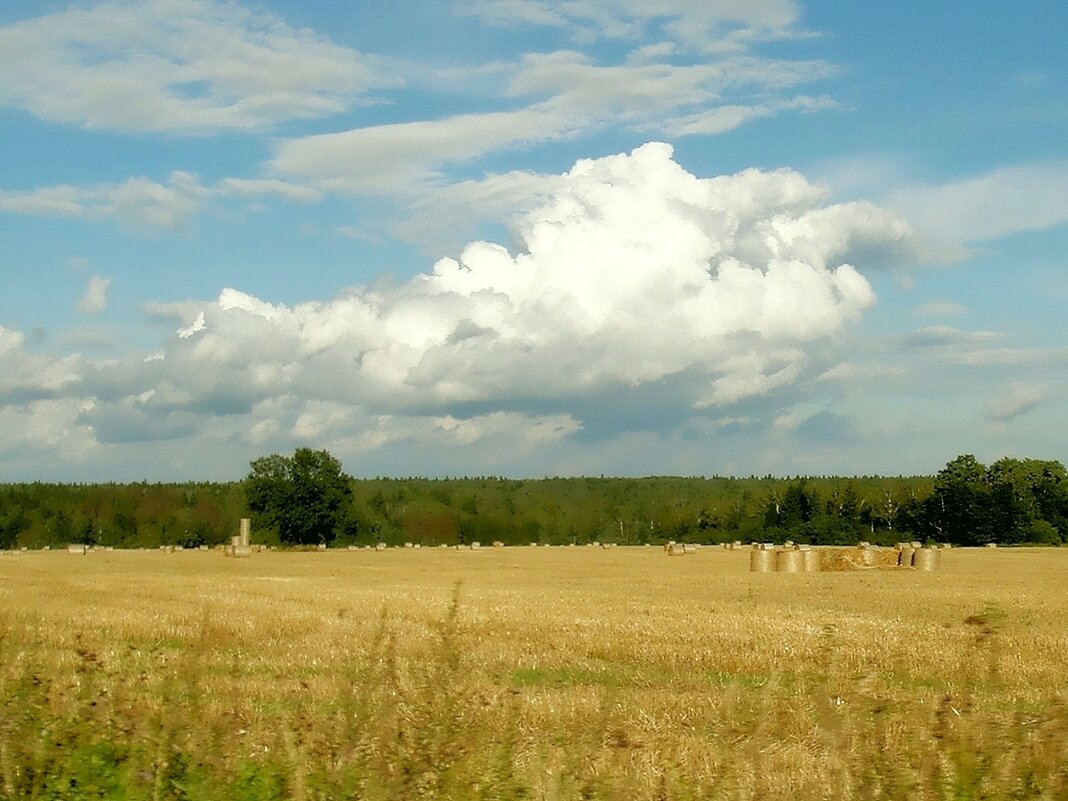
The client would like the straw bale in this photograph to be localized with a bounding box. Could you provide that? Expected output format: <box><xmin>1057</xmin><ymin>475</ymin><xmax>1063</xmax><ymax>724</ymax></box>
<box><xmin>762</xmin><ymin>542</ymin><xmax>775</xmax><ymax>551</ymax></box>
<box><xmin>683</xmin><ymin>543</ymin><xmax>697</xmax><ymax>554</ymax></box>
<box><xmin>231</xmin><ymin>535</ymin><xmax>242</xmax><ymax>548</ymax></box>
<box><xmin>986</xmin><ymin>542</ymin><xmax>998</xmax><ymax>548</ymax></box>
<box><xmin>375</xmin><ymin>542</ymin><xmax>387</xmax><ymax>551</ymax></box>
<box><xmin>67</xmin><ymin>543</ymin><xmax>87</xmax><ymax>555</ymax></box>
<box><xmin>668</xmin><ymin>543</ymin><xmax>686</xmax><ymax>555</ymax></box>
<box><xmin>775</xmin><ymin>548</ymin><xmax>804</xmax><ymax>573</ymax></box>
<box><xmin>470</xmin><ymin>542</ymin><xmax>481</xmax><ymax>549</ymax></box>
<box><xmin>819</xmin><ymin>547</ymin><xmax>898</xmax><ymax>572</ymax></box>
<box><xmin>492</xmin><ymin>540</ymin><xmax>504</xmax><ymax>548</ymax></box>
<box><xmin>239</xmin><ymin>517</ymin><xmax>251</xmax><ymax>547</ymax></box>
<box><xmin>750</xmin><ymin>549</ymin><xmax>774</xmax><ymax>572</ymax></box>
<box><xmin>802</xmin><ymin>547</ymin><xmax>820</xmax><ymax>572</ymax></box>
<box><xmin>317</xmin><ymin>543</ymin><xmax>327</xmax><ymax>550</ymax></box>
<box><xmin>232</xmin><ymin>544</ymin><xmax>252</xmax><ymax>558</ymax></box>
<box><xmin>872</xmin><ymin>548</ymin><xmax>901</xmax><ymax>568</ymax></box>
<box><xmin>898</xmin><ymin>547</ymin><xmax>915</xmax><ymax>567</ymax></box>
<box><xmin>347</xmin><ymin>545</ymin><xmax>359</xmax><ymax>551</ymax></box>
<box><xmin>913</xmin><ymin>548</ymin><xmax>940</xmax><ymax>571</ymax></box>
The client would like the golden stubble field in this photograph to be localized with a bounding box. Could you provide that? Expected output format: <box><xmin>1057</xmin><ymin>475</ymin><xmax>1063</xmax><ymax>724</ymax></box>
<box><xmin>2</xmin><ymin>545</ymin><xmax>1067</xmax><ymax>800</ymax></box>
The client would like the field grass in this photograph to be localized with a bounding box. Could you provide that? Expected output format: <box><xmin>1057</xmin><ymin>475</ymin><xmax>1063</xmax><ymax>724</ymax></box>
<box><xmin>1</xmin><ymin>545</ymin><xmax>1067</xmax><ymax>800</ymax></box>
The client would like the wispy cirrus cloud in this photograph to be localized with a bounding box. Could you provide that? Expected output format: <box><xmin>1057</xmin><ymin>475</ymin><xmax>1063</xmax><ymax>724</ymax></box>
<box><xmin>0</xmin><ymin>0</ymin><xmax>393</xmax><ymax>134</ymax></box>
<box><xmin>455</xmin><ymin>0</ymin><xmax>805</xmax><ymax>49</ymax></box>
<box><xmin>887</xmin><ymin>161</ymin><xmax>1068</xmax><ymax>245</ymax></box>
<box><xmin>986</xmin><ymin>381</ymin><xmax>1048</xmax><ymax>423</ymax></box>
<box><xmin>0</xmin><ymin>172</ymin><xmax>320</xmax><ymax>231</ymax></box>
<box><xmin>272</xmin><ymin>46</ymin><xmax>838</xmax><ymax>202</ymax></box>
<box><xmin>913</xmin><ymin>301</ymin><xmax>968</xmax><ymax>318</ymax></box>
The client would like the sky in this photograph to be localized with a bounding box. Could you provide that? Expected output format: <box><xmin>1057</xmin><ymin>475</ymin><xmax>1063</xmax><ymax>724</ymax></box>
<box><xmin>0</xmin><ymin>0</ymin><xmax>1066</xmax><ymax>483</ymax></box>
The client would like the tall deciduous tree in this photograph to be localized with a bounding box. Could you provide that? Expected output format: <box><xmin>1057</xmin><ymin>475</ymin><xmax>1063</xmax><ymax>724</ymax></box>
<box><xmin>245</xmin><ymin>448</ymin><xmax>353</xmax><ymax>545</ymax></box>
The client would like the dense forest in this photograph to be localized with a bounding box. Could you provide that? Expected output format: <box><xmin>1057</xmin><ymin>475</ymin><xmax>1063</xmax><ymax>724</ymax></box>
<box><xmin>1</xmin><ymin>454</ymin><xmax>1066</xmax><ymax>550</ymax></box>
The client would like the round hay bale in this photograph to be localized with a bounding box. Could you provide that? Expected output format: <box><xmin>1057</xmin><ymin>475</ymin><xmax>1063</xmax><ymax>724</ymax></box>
<box><xmin>802</xmin><ymin>547</ymin><xmax>820</xmax><ymax>572</ymax></box>
<box><xmin>775</xmin><ymin>548</ymin><xmax>804</xmax><ymax>573</ymax></box>
<box><xmin>750</xmin><ymin>548</ymin><xmax>774</xmax><ymax>572</ymax></box>
<box><xmin>857</xmin><ymin>546</ymin><xmax>875</xmax><ymax>567</ymax></box>
<box><xmin>913</xmin><ymin>548</ymin><xmax>940</xmax><ymax>571</ymax></box>
<box><xmin>897</xmin><ymin>546</ymin><xmax>915</xmax><ymax>567</ymax></box>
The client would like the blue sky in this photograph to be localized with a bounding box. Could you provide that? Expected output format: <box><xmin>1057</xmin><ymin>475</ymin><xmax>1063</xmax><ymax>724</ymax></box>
<box><xmin>0</xmin><ymin>0</ymin><xmax>1066</xmax><ymax>482</ymax></box>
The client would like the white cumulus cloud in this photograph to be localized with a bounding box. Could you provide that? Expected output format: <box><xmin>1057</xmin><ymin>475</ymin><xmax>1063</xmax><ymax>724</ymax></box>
<box><xmin>77</xmin><ymin>275</ymin><xmax>112</xmax><ymax>315</ymax></box>
<box><xmin>124</xmin><ymin>143</ymin><xmax>914</xmax><ymax>451</ymax></box>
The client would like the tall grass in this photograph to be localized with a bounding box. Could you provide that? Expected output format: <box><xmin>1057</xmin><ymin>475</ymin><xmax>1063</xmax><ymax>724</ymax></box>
<box><xmin>1</xmin><ymin>547</ymin><xmax>1067</xmax><ymax>799</ymax></box>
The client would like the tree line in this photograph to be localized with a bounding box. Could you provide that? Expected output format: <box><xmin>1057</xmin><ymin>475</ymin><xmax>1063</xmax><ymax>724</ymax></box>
<box><xmin>1</xmin><ymin>450</ymin><xmax>1065</xmax><ymax>550</ymax></box>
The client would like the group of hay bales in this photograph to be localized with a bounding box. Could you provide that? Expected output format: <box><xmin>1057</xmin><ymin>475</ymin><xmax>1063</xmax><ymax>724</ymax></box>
<box><xmin>749</xmin><ymin>543</ymin><xmax>820</xmax><ymax>573</ymax></box>
<box><xmin>223</xmin><ymin>518</ymin><xmax>253</xmax><ymax>558</ymax></box>
<box><xmin>665</xmin><ymin>541</ymin><xmax>699</xmax><ymax>555</ymax></box>
<box><xmin>65</xmin><ymin>544</ymin><xmax>115</xmax><ymax>555</ymax></box>
<box><xmin>750</xmin><ymin>541</ymin><xmax>944</xmax><ymax>572</ymax></box>
<box><xmin>895</xmin><ymin>541</ymin><xmax>941</xmax><ymax>570</ymax></box>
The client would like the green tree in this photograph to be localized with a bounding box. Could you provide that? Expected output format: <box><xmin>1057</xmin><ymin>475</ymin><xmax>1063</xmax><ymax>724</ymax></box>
<box><xmin>926</xmin><ymin>454</ymin><xmax>991</xmax><ymax>545</ymax></box>
<box><xmin>245</xmin><ymin>448</ymin><xmax>353</xmax><ymax>545</ymax></box>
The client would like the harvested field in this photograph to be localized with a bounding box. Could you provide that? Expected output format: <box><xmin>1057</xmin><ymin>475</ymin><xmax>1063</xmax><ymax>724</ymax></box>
<box><xmin>2</xmin><ymin>546</ymin><xmax>1067</xmax><ymax>800</ymax></box>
